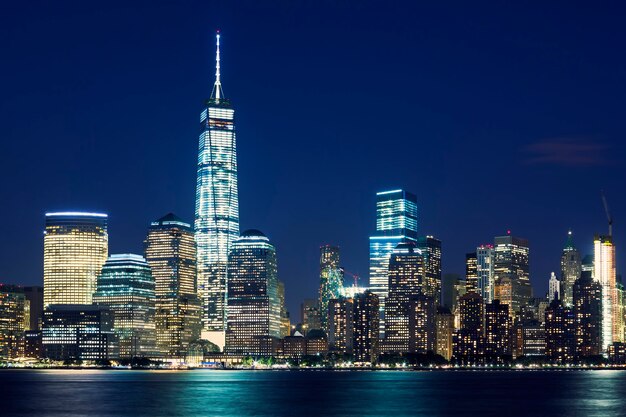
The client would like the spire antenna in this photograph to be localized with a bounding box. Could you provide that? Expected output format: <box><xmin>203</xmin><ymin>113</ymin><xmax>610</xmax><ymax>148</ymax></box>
<box><xmin>211</xmin><ymin>30</ymin><xmax>224</xmax><ymax>102</ymax></box>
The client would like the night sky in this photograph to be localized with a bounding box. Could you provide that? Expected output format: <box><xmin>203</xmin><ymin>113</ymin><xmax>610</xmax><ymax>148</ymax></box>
<box><xmin>1</xmin><ymin>1</ymin><xmax>625</xmax><ymax>318</ymax></box>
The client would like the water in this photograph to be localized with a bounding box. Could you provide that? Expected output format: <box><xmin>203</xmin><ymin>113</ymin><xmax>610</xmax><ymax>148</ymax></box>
<box><xmin>1</xmin><ymin>369</ymin><xmax>625</xmax><ymax>416</ymax></box>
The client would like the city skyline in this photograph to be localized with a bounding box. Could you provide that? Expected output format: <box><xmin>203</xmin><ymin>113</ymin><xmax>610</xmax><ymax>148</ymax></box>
<box><xmin>1</xmin><ymin>2</ymin><xmax>626</xmax><ymax>318</ymax></box>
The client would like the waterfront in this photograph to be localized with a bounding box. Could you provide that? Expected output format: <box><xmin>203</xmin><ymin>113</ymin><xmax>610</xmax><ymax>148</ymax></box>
<box><xmin>1</xmin><ymin>369</ymin><xmax>625</xmax><ymax>416</ymax></box>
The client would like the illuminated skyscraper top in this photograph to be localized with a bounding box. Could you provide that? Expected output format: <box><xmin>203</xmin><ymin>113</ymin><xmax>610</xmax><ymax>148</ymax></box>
<box><xmin>195</xmin><ymin>31</ymin><xmax>240</xmax><ymax>345</ymax></box>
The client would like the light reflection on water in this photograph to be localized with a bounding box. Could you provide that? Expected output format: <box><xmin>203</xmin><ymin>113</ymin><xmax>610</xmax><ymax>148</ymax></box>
<box><xmin>1</xmin><ymin>370</ymin><xmax>626</xmax><ymax>416</ymax></box>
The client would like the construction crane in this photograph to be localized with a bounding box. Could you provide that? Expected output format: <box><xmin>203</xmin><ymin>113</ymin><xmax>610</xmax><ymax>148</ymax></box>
<box><xmin>340</xmin><ymin>267</ymin><xmax>360</xmax><ymax>288</ymax></box>
<box><xmin>602</xmin><ymin>190</ymin><xmax>613</xmax><ymax>236</ymax></box>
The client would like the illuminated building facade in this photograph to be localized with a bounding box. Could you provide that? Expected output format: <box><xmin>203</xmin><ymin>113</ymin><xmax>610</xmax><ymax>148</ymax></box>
<box><xmin>43</xmin><ymin>212</ymin><xmax>108</xmax><ymax>306</ymax></box>
<box><xmin>319</xmin><ymin>245</ymin><xmax>343</xmax><ymax>331</ymax></box>
<box><xmin>465</xmin><ymin>252</ymin><xmax>478</xmax><ymax>294</ymax></box>
<box><xmin>476</xmin><ymin>245</ymin><xmax>494</xmax><ymax>303</ymax></box>
<box><xmin>493</xmin><ymin>235</ymin><xmax>531</xmax><ymax>315</ymax></box>
<box><xmin>560</xmin><ymin>231</ymin><xmax>581</xmax><ymax>306</ymax></box>
<box><xmin>353</xmin><ymin>290</ymin><xmax>380</xmax><ymax>364</ymax></box>
<box><xmin>417</xmin><ymin>236</ymin><xmax>442</xmax><ymax>305</ymax></box>
<box><xmin>195</xmin><ymin>32</ymin><xmax>240</xmax><ymax>344</ymax></box>
<box><xmin>42</xmin><ymin>304</ymin><xmax>118</xmax><ymax>361</ymax></box>
<box><xmin>145</xmin><ymin>214</ymin><xmax>201</xmax><ymax>358</ymax></box>
<box><xmin>328</xmin><ymin>297</ymin><xmax>354</xmax><ymax>354</ymax></box>
<box><xmin>93</xmin><ymin>254</ymin><xmax>156</xmax><ymax>358</ymax></box>
<box><xmin>521</xmin><ymin>320</ymin><xmax>546</xmax><ymax>357</ymax></box>
<box><xmin>369</xmin><ymin>189</ymin><xmax>418</xmax><ymax>336</ymax></box>
<box><xmin>573</xmin><ymin>271</ymin><xmax>602</xmax><ymax>358</ymax></box>
<box><xmin>225</xmin><ymin>230</ymin><xmax>281</xmax><ymax>356</ymax></box>
<box><xmin>408</xmin><ymin>295</ymin><xmax>436</xmax><ymax>353</ymax></box>
<box><xmin>435</xmin><ymin>307</ymin><xmax>454</xmax><ymax>360</ymax></box>
<box><xmin>484</xmin><ymin>300</ymin><xmax>511</xmax><ymax>360</ymax></box>
<box><xmin>453</xmin><ymin>292</ymin><xmax>484</xmax><ymax>362</ymax></box>
<box><xmin>384</xmin><ymin>242</ymin><xmax>423</xmax><ymax>352</ymax></box>
<box><xmin>0</xmin><ymin>285</ymin><xmax>29</xmax><ymax>359</ymax></box>
<box><xmin>544</xmin><ymin>298</ymin><xmax>575</xmax><ymax>363</ymax></box>
<box><xmin>594</xmin><ymin>235</ymin><xmax>618</xmax><ymax>351</ymax></box>
<box><xmin>548</xmin><ymin>272</ymin><xmax>560</xmax><ymax>303</ymax></box>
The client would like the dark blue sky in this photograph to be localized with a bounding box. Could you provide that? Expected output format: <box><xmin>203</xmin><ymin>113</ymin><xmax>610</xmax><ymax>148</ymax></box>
<box><xmin>1</xmin><ymin>1</ymin><xmax>625</xmax><ymax>317</ymax></box>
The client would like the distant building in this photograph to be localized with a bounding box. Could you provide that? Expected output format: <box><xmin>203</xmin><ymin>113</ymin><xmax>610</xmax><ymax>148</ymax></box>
<box><xmin>573</xmin><ymin>271</ymin><xmax>602</xmax><ymax>358</ymax></box>
<box><xmin>369</xmin><ymin>189</ymin><xmax>418</xmax><ymax>337</ymax></box>
<box><xmin>521</xmin><ymin>320</ymin><xmax>545</xmax><ymax>357</ymax></box>
<box><xmin>417</xmin><ymin>236</ymin><xmax>442</xmax><ymax>305</ymax></box>
<box><xmin>328</xmin><ymin>298</ymin><xmax>354</xmax><ymax>354</ymax></box>
<box><xmin>435</xmin><ymin>307</ymin><xmax>454</xmax><ymax>361</ymax></box>
<box><xmin>484</xmin><ymin>300</ymin><xmax>511</xmax><ymax>360</ymax></box>
<box><xmin>544</xmin><ymin>299</ymin><xmax>575</xmax><ymax>363</ymax></box>
<box><xmin>23</xmin><ymin>286</ymin><xmax>43</xmax><ymax>331</ymax></box>
<box><xmin>0</xmin><ymin>285</ymin><xmax>29</xmax><ymax>359</ymax></box>
<box><xmin>93</xmin><ymin>254</ymin><xmax>156</xmax><ymax>358</ymax></box>
<box><xmin>225</xmin><ymin>230</ymin><xmax>281</xmax><ymax>356</ymax></box>
<box><xmin>493</xmin><ymin>234</ymin><xmax>531</xmax><ymax>315</ymax></box>
<box><xmin>476</xmin><ymin>245</ymin><xmax>495</xmax><ymax>303</ymax></box>
<box><xmin>465</xmin><ymin>252</ymin><xmax>478</xmax><ymax>294</ymax></box>
<box><xmin>353</xmin><ymin>291</ymin><xmax>379</xmax><ymax>364</ymax></box>
<box><xmin>300</xmin><ymin>299</ymin><xmax>322</xmax><ymax>334</ymax></box>
<box><xmin>441</xmin><ymin>273</ymin><xmax>460</xmax><ymax>310</ymax></box>
<box><xmin>43</xmin><ymin>212</ymin><xmax>108</xmax><ymax>306</ymax></box>
<box><xmin>453</xmin><ymin>292</ymin><xmax>484</xmax><ymax>362</ymax></box>
<box><xmin>548</xmin><ymin>272</ymin><xmax>560</xmax><ymax>303</ymax></box>
<box><xmin>560</xmin><ymin>231</ymin><xmax>581</xmax><ymax>306</ymax></box>
<box><xmin>42</xmin><ymin>304</ymin><xmax>118</xmax><ymax>361</ymax></box>
<box><xmin>319</xmin><ymin>245</ymin><xmax>343</xmax><ymax>332</ymax></box>
<box><xmin>277</xmin><ymin>281</ymin><xmax>291</xmax><ymax>338</ymax></box>
<box><xmin>145</xmin><ymin>213</ymin><xmax>201</xmax><ymax>357</ymax></box>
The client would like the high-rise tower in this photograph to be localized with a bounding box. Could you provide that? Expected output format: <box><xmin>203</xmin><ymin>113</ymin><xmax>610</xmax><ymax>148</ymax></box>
<box><xmin>319</xmin><ymin>245</ymin><xmax>343</xmax><ymax>331</ymax></box>
<box><xmin>594</xmin><ymin>235</ymin><xmax>618</xmax><ymax>351</ymax></box>
<box><xmin>195</xmin><ymin>31</ymin><xmax>240</xmax><ymax>346</ymax></box>
<box><xmin>560</xmin><ymin>231</ymin><xmax>582</xmax><ymax>306</ymax></box>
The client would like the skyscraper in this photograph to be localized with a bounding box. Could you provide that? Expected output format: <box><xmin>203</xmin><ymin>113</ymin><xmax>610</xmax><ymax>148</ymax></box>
<box><xmin>476</xmin><ymin>245</ymin><xmax>494</xmax><ymax>303</ymax></box>
<box><xmin>493</xmin><ymin>234</ymin><xmax>531</xmax><ymax>315</ymax></box>
<box><xmin>417</xmin><ymin>236</ymin><xmax>442</xmax><ymax>305</ymax></box>
<box><xmin>484</xmin><ymin>300</ymin><xmax>511</xmax><ymax>361</ymax></box>
<box><xmin>93</xmin><ymin>254</ymin><xmax>156</xmax><ymax>358</ymax></box>
<box><xmin>145</xmin><ymin>214</ymin><xmax>201</xmax><ymax>357</ymax></box>
<box><xmin>594</xmin><ymin>235</ymin><xmax>618</xmax><ymax>350</ymax></box>
<box><xmin>353</xmin><ymin>290</ymin><xmax>380</xmax><ymax>364</ymax></box>
<box><xmin>384</xmin><ymin>242</ymin><xmax>424</xmax><ymax>353</ymax></box>
<box><xmin>544</xmin><ymin>298</ymin><xmax>576</xmax><ymax>363</ymax></box>
<box><xmin>195</xmin><ymin>31</ymin><xmax>240</xmax><ymax>345</ymax></box>
<box><xmin>43</xmin><ymin>212</ymin><xmax>108</xmax><ymax>306</ymax></box>
<box><xmin>573</xmin><ymin>271</ymin><xmax>602</xmax><ymax>358</ymax></box>
<box><xmin>300</xmin><ymin>299</ymin><xmax>322</xmax><ymax>334</ymax></box>
<box><xmin>328</xmin><ymin>297</ymin><xmax>354</xmax><ymax>354</ymax></box>
<box><xmin>369</xmin><ymin>189</ymin><xmax>418</xmax><ymax>335</ymax></box>
<box><xmin>560</xmin><ymin>231</ymin><xmax>581</xmax><ymax>306</ymax></box>
<box><xmin>0</xmin><ymin>285</ymin><xmax>29</xmax><ymax>359</ymax></box>
<box><xmin>225</xmin><ymin>230</ymin><xmax>281</xmax><ymax>356</ymax></box>
<box><xmin>435</xmin><ymin>307</ymin><xmax>454</xmax><ymax>361</ymax></box>
<box><xmin>548</xmin><ymin>272</ymin><xmax>560</xmax><ymax>303</ymax></box>
<box><xmin>453</xmin><ymin>292</ymin><xmax>484</xmax><ymax>363</ymax></box>
<box><xmin>319</xmin><ymin>245</ymin><xmax>343</xmax><ymax>332</ymax></box>
<box><xmin>465</xmin><ymin>252</ymin><xmax>478</xmax><ymax>294</ymax></box>
<box><xmin>24</xmin><ymin>286</ymin><xmax>43</xmax><ymax>331</ymax></box>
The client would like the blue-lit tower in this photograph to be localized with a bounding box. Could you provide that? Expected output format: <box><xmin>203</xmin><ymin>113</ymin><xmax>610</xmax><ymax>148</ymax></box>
<box><xmin>194</xmin><ymin>31</ymin><xmax>240</xmax><ymax>349</ymax></box>
<box><xmin>369</xmin><ymin>189</ymin><xmax>418</xmax><ymax>336</ymax></box>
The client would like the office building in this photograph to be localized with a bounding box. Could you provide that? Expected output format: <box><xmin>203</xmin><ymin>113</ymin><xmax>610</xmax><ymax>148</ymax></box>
<box><xmin>408</xmin><ymin>295</ymin><xmax>436</xmax><ymax>353</ymax></box>
<box><xmin>195</xmin><ymin>32</ymin><xmax>240</xmax><ymax>343</ymax></box>
<box><xmin>435</xmin><ymin>307</ymin><xmax>454</xmax><ymax>361</ymax></box>
<box><xmin>441</xmin><ymin>273</ymin><xmax>460</xmax><ymax>310</ymax></box>
<box><xmin>42</xmin><ymin>304</ymin><xmax>118</xmax><ymax>361</ymax></box>
<box><xmin>560</xmin><ymin>231</ymin><xmax>582</xmax><ymax>306</ymax></box>
<box><xmin>24</xmin><ymin>286</ymin><xmax>43</xmax><ymax>331</ymax></box>
<box><xmin>453</xmin><ymin>292</ymin><xmax>484</xmax><ymax>362</ymax></box>
<box><xmin>369</xmin><ymin>189</ymin><xmax>418</xmax><ymax>336</ymax></box>
<box><xmin>573</xmin><ymin>271</ymin><xmax>602</xmax><ymax>358</ymax></box>
<box><xmin>417</xmin><ymin>236</ymin><xmax>442</xmax><ymax>305</ymax></box>
<box><xmin>521</xmin><ymin>320</ymin><xmax>545</xmax><ymax>357</ymax></box>
<box><xmin>145</xmin><ymin>213</ymin><xmax>201</xmax><ymax>357</ymax></box>
<box><xmin>493</xmin><ymin>234</ymin><xmax>531</xmax><ymax>315</ymax></box>
<box><xmin>476</xmin><ymin>245</ymin><xmax>494</xmax><ymax>303</ymax></box>
<box><xmin>465</xmin><ymin>252</ymin><xmax>478</xmax><ymax>294</ymax></box>
<box><xmin>93</xmin><ymin>254</ymin><xmax>156</xmax><ymax>358</ymax></box>
<box><xmin>43</xmin><ymin>212</ymin><xmax>108</xmax><ymax>306</ymax></box>
<box><xmin>548</xmin><ymin>272</ymin><xmax>560</xmax><ymax>303</ymax></box>
<box><xmin>319</xmin><ymin>245</ymin><xmax>343</xmax><ymax>331</ymax></box>
<box><xmin>384</xmin><ymin>242</ymin><xmax>423</xmax><ymax>352</ymax></box>
<box><xmin>277</xmin><ymin>281</ymin><xmax>291</xmax><ymax>338</ymax></box>
<box><xmin>0</xmin><ymin>285</ymin><xmax>29</xmax><ymax>359</ymax></box>
<box><xmin>300</xmin><ymin>298</ymin><xmax>321</xmax><ymax>334</ymax></box>
<box><xmin>328</xmin><ymin>297</ymin><xmax>354</xmax><ymax>354</ymax></box>
<box><xmin>225</xmin><ymin>230</ymin><xmax>281</xmax><ymax>356</ymax></box>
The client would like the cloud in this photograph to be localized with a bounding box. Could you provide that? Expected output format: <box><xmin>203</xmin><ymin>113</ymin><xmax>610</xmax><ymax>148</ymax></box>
<box><xmin>522</xmin><ymin>138</ymin><xmax>610</xmax><ymax>167</ymax></box>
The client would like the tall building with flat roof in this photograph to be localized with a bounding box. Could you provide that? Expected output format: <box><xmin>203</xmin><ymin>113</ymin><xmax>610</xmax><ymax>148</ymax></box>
<box><xmin>24</xmin><ymin>286</ymin><xmax>43</xmax><ymax>331</ymax></box>
<box><xmin>561</xmin><ymin>231</ymin><xmax>581</xmax><ymax>306</ymax></box>
<box><xmin>93</xmin><ymin>254</ymin><xmax>156</xmax><ymax>358</ymax></box>
<box><xmin>353</xmin><ymin>290</ymin><xmax>380</xmax><ymax>364</ymax></box>
<box><xmin>145</xmin><ymin>213</ymin><xmax>201</xmax><ymax>357</ymax></box>
<box><xmin>369</xmin><ymin>189</ymin><xmax>418</xmax><ymax>336</ymax></box>
<box><xmin>417</xmin><ymin>236</ymin><xmax>442</xmax><ymax>305</ymax></box>
<box><xmin>465</xmin><ymin>252</ymin><xmax>478</xmax><ymax>294</ymax></box>
<box><xmin>0</xmin><ymin>285</ymin><xmax>29</xmax><ymax>359</ymax></box>
<box><xmin>195</xmin><ymin>32</ymin><xmax>240</xmax><ymax>344</ymax></box>
<box><xmin>43</xmin><ymin>212</ymin><xmax>108</xmax><ymax>306</ymax></box>
<box><xmin>225</xmin><ymin>230</ymin><xmax>281</xmax><ymax>356</ymax></box>
<box><xmin>594</xmin><ymin>235</ymin><xmax>618</xmax><ymax>350</ymax></box>
<box><xmin>573</xmin><ymin>271</ymin><xmax>602</xmax><ymax>358</ymax></box>
<box><xmin>476</xmin><ymin>245</ymin><xmax>494</xmax><ymax>303</ymax></box>
<box><xmin>493</xmin><ymin>234</ymin><xmax>531</xmax><ymax>315</ymax></box>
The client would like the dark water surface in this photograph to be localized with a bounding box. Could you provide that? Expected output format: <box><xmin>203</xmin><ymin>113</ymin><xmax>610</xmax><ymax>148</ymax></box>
<box><xmin>1</xmin><ymin>369</ymin><xmax>625</xmax><ymax>416</ymax></box>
